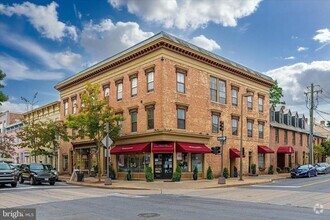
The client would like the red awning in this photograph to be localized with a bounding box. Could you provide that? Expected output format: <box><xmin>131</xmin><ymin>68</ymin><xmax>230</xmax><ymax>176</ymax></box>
<box><xmin>277</xmin><ymin>146</ymin><xmax>294</xmax><ymax>154</ymax></box>
<box><xmin>230</xmin><ymin>148</ymin><xmax>241</xmax><ymax>158</ymax></box>
<box><xmin>258</xmin><ymin>145</ymin><xmax>275</xmax><ymax>154</ymax></box>
<box><xmin>152</xmin><ymin>142</ymin><xmax>174</xmax><ymax>152</ymax></box>
<box><xmin>177</xmin><ymin>142</ymin><xmax>211</xmax><ymax>153</ymax></box>
<box><xmin>110</xmin><ymin>143</ymin><xmax>150</xmax><ymax>154</ymax></box>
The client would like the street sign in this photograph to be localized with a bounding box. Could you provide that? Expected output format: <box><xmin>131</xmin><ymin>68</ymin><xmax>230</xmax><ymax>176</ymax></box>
<box><xmin>102</xmin><ymin>134</ymin><xmax>113</xmax><ymax>148</ymax></box>
<box><xmin>217</xmin><ymin>136</ymin><xmax>226</xmax><ymax>141</ymax></box>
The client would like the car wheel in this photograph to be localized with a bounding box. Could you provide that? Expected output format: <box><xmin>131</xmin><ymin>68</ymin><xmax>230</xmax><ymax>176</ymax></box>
<box><xmin>315</xmin><ymin>171</ymin><xmax>318</xmax><ymax>177</ymax></box>
<box><xmin>11</xmin><ymin>182</ymin><xmax>17</xmax><ymax>188</ymax></box>
<box><xmin>29</xmin><ymin>176</ymin><xmax>36</xmax><ymax>185</ymax></box>
<box><xmin>49</xmin><ymin>181</ymin><xmax>55</xmax><ymax>186</ymax></box>
<box><xmin>19</xmin><ymin>175</ymin><xmax>24</xmax><ymax>184</ymax></box>
<box><xmin>308</xmin><ymin>172</ymin><xmax>311</xmax><ymax>178</ymax></box>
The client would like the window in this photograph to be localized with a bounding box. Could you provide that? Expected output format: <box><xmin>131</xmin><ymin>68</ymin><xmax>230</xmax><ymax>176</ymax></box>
<box><xmin>271</xmin><ymin>111</ymin><xmax>275</xmax><ymax>122</ymax></box>
<box><xmin>64</xmin><ymin>101</ymin><xmax>68</xmax><ymax>116</ymax></box>
<box><xmin>219</xmin><ymin>80</ymin><xmax>226</xmax><ymax>104</ymax></box>
<box><xmin>192</xmin><ymin>153</ymin><xmax>203</xmax><ymax>172</ymax></box>
<box><xmin>116</xmin><ymin>112</ymin><xmax>123</xmax><ymax>134</ymax></box>
<box><xmin>177</xmin><ymin>108</ymin><xmax>186</xmax><ymax>129</ymax></box>
<box><xmin>258</xmin><ymin>122</ymin><xmax>264</xmax><ymax>139</ymax></box>
<box><xmin>72</xmin><ymin>98</ymin><xmax>77</xmax><ymax>114</ymax></box>
<box><xmin>147</xmin><ymin>71</ymin><xmax>154</xmax><ymax>92</ymax></box>
<box><xmin>232</xmin><ymin>88</ymin><xmax>238</xmax><ymax>106</ymax></box>
<box><xmin>117</xmin><ymin>82</ymin><xmax>123</xmax><ymax>101</ymax></box>
<box><xmin>284</xmin><ymin>130</ymin><xmax>288</xmax><ymax>144</ymax></box>
<box><xmin>147</xmin><ymin>107</ymin><xmax>154</xmax><ymax>130</ymax></box>
<box><xmin>212</xmin><ymin>114</ymin><xmax>219</xmax><ymax>133</ymax></box>
<box><xmin>103</xmin><ymin>86</ymin><xmax>110</xmax><ymax>103</ymax></box>
<box><xmin>177</xmin><ymin>72</ymin><xmax>185</xmax><ymax>93</ymax></box>
<box><xmin>131</xmin><ymin>110</ymin><xmax>137</xmax><ymax>132</ymax></box>
<box><xmin>258</xmin><ymin>154</ymin><xmax>265</xmax><ymax>169</ymax></box>
<box><xmin>300</xmin><ymin>133</ymin><xmax>303</xmax><ymax>146</ymax></box>
<box><xmin>287</xmin><ymin>115</ymin><xmax>291</xmax><ymax>126</ymax></box>
<box><xmin>275</xmin><ymin>128</ymin><xmax>280</xmax><ymax>143</ymax></box>
<box><xmin>247</xmin><ymin>96</ymin><xmax>253</xmax><ymax>110</ymax></box>
<box><xmin>258</xmin><ymin>96</ymin><xmax>264</xmax><ymax>112</ymax></box>
<box><xmin>279</xmin><ymin>113</ymin><xmax>283</xmax><ymax>123</ymax></box>
<box><xmin>232</xmin><ymin>117</ymin><xmax>238</xmax><ymax>136</ymax></box>
<box><xmin>210</xmin><ymin>77</ymin><xmax>217</xmax><ymax>101</ymax></box>
<box><xmin>292</xmin><ymin>132</ymin><xmax>296</xmax><ymax>146</ymax></box>
<box><xmin>177</xmin><ymin>153</ymin><xmax>188</xmax><ymax>172</ymax></box>
<box><xmin>247</xmin><ymin>120</ymin><xmax>253</xmax><ymax>137</ymax></box>
<box><xmin>117</xmin><ymin>154</ymin><xmax>150</xmax><ymax>172</ymax></box>
<box><xmin>131</xmin><ymin>77</ymin><xmax>137</xmax><ymax>97</ymax></box>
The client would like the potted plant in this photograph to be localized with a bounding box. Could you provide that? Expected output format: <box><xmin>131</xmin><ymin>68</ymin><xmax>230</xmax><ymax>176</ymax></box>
<box><xmin>251</xmin><ymin>164</ymin><xmax>257</xmax><ymax>175</ymax></box>
<box><xmin>126</xmin><ymin>169</ymin><xmax>132</xmax><ymax>181</ymax></box>
<box><xmin>233</xmin><ymin>166</ymin><xmax>238</xmax><ymax>177</ymax></box>
<box><xmin>172</xmin><ymin>165</ymin><xmax>182</xmax><ymax>182</ymax></box>
<box><xmin>108</xmin><ymin>163</ymin><xmax>115</xmax><ymax>179</ymax></box>
<box><xmin>223</xmin><ymin>167</ymin><xmax>229</xmax><ymax>179</ymax></box>
<box><xmin>207</xmin><ymin>166</ymin><xmax>213</xmax><ymax>180</ymax></box>
<box><xmin>268</xmin><ymin>165</ymin><xmax>274</xmax><ymax>174</ymax></box>
<box><xmin>193</xmin><ymin>166</ymin><xmax>198</xmax><ymax>181</ymax></box>
<box><xmin>145</xmin><ymin>166</ymin><xmax>154</xmax><ymax>182</ymax></box>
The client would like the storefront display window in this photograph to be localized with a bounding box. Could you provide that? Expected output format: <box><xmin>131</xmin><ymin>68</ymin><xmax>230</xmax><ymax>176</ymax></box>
<box><xmin>192</xmin><ymin>153</ymin><xmax>203</xmax><ymax>172</ymax></box>
<box><xmin>177</xmin><ymin>152</ymin><xmax>188</xmax><ymax>172</ymax></box>
<box><xmin>117</xmin><ymin>154</ymin><xmax>150</xmax><ymax>172</ymax></box>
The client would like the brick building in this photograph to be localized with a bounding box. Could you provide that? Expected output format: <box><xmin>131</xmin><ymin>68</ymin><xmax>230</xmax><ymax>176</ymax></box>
<box><xmin>55</xmin><ymin>32</ymin><xmax>275</xmax><ymax>179</ymax></box>
<box><xmin>270</xmin><ymin>106</ymin><xmax>326</xmax><ymax>171</ymax></box>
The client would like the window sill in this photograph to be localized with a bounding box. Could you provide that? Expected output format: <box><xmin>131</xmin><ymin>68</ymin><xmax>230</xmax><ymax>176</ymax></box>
<box><xmin>210</xmin><ymin>101</ymin><xmax>227</xmax><ymax>107</ymax></box>
<box><xmin>147</xmin><ymin>90</ymin><xmax>154</xmax><ymax>94</ymax></box>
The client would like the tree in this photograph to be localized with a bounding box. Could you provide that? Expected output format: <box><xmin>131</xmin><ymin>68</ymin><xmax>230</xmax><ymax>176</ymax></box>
<box><xmin>0</xmin><ymin>69</ymin><xmax>9</xmax><ymax>104</ymax></box>
<box><xmin>321</xmin><ymin>141</ymin><xmax>330</xmax><ymax>157</ymax></box>
<box><xmin>270</xmin><ymin>80</ymin><xmax>285</xmax><ymax>107</ymax></box>
<box><xmin>314</xmin><ymin>144</ymin><xmax>325</xmax><ymax>162</ymax></box>
<box><xmin>0</xmin><ymin>135</ymin><xmax>15</xmax><ymax>158</ymax></box>
<box><xmin>327</xmin><ymin>121</ymin><xmax>330</xmax><ymax>127</ymax></box>
<box><xmin>66</xmin><ymin>83</ymin><xmax>123</xmax><ymax>182</ymax></box>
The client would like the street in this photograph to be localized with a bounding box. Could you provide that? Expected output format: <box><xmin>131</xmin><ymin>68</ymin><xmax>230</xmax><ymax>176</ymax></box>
<box><xmin>0</xmin><ymin>175</ymin><xmax>329</xmax><ymax>220</ymax></box>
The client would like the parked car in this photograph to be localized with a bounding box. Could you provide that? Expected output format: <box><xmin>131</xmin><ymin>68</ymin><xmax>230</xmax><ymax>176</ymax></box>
<box><xmin>291</xmin><ymin>164</ymin><xmax>318</xmax><ymax>178</ymax></box>
<box><xmin>19</xmin><ymin>163</ymin><xmax>56</xmax><ymax>185</ymax></box>
<box><xmin>0</xmin><ymin>163</ymin><xmax>17</xmax><ymax>187</ymax></box>
<box><xmin>44</xmin><ymin>164</ymin><xmax>59</xmax><ymax>181</ymax></box>
<box><xmin>314</xmin><ymin>163</ymin><xmax>330</xmax><ymax>174</ymax></box>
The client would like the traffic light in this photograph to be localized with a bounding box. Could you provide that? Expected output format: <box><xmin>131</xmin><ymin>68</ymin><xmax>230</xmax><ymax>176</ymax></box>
<box><xmin>220</xmin><ymin>121</ymin><xmax>224</xmax><ymax>131</ymax></box>
<box><xmin>217</xmin><ymin>146</ymin><xmax>221</xmax><ymax>154</ymax></box>
<box><xmin>211</xmin><ymin>146</ymin><xmax>221</xmax><ymax>155</ymax></box>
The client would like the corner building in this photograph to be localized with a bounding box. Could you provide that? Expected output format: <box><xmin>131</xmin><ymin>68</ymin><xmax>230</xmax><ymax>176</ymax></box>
<box><xmin>55</xmin><ymin>32</ymin><xmax>274</xmax><ymax>179</ymax></box>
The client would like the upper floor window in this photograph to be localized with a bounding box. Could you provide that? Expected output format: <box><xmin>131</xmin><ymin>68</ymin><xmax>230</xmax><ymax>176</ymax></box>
<box><xmin>117</xmin><ymin>82</ymin><xmax>123</xmax><ymax>101</ymax></box>
<box><xmin>212</xmin><ymin>114</ymin><xmax>219</xmax><ymax>133</ymax></box>
<box><xmin>210</xmin><ymin>77</ymin><xmax>217</xmax><ymax>101</ymax></box>
<box><xmin>131</xmin><ymin>77</ymin><xmax>137</xmax><ymax>97</ymax></box>
<box><xmin>284</xmin><ymin>130</ymin><xmax>288</xmax><ymax>144</ymax></box>
<box><xmin>247</xmin><ymin>96</ymin><xmax>253</xmax><ymax>110</ymax></box>
<box><xmin>232</xmin><ymin>117</ymin><xmax>238</xmax><ymax>136</ymax></box>
<box><xmin>258</xmin><ymin>96</ymin><xmax>264</xmax><ymax>112</ymax></box>
<box><xmin>177</xmin><ymin>72</ymin><xmax>185</xmax><ymax>93</ymax></box>
<box><xmin>279</xmin><ymin>113</ymin><xmax>283</xmax><ymax>123</ymax></box>
<box><xmin>232</xmin><ymin>88</ymin><xmax>238</xmax><ymax>106</ymax></box>
<box><xmin>300</xmin><ymin>133</ymin><xmax>303</xmax><ymax>146</ymax></box>
<box><xmin>115</xmin><ymin>112</ymin><xmax>123</xmax><ymax>134</ymax></box>
<box><xmin>146</xmin><ymin>107</ymin><xmax>154</xmax><ymax>130</ymax></box>
<box><xmin>131</xmin><ymin>110</ymin><xmax>137</xmax><ymax>132</ymax></box>
<box><xmin>287</xmin><ymin>115</ymin><xmax>291</xmax><ymax>126</ymax></box>
<box><xmin>64</xmin><ymin>101</ymin><xmax>68</xmax><ymax>116</ymax></box>
<box><xmin>103</xmin><ymin>86</ymin><xmax>110</xmax><ymax>103</ymax></box>
<box><xmin>258</xmin><ymin>122</ymin><xmax>264</xmax><ymax>139</ymax></box>
<box><xmin>292</xmin><ymin>131</ymin><xmax>296</xmax><ymax>146</ymax></box>
<box><xmin>177</xmin><ymin>108</ymin><xmax>186</xmax><ymax>129</ymax></box>
<box><xmin>270</xmin><ymin>110</ymin><xmax>275</xmax><ymax>122</ymax></box>
<box><xmin>72</xmin><ymin>98</ymin><xmax>77</xmax><ymax>114</ymax></box>
<box><xmin>275</xmin><ymin>128</ymin><xmax>279</xmax><ymax>143</ymax></box>
<box><xmin>147</xmin><ymin>71</ymin><xmax>154</xmax><ymax>92</ymax></box>
<box><xmin>219</xmin><ymin>80</ymin><xmax>226</xmax><ymax>104</ymax></box>
<box><xmin>247</xmin><ymin>120</ymin><xmax>253</xmax><ymax>137</ymax></box>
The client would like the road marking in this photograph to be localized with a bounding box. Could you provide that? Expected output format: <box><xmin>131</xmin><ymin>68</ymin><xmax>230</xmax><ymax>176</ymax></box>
<box><xmin>300</xmin><ymin>179</ymin><xmax>330</xmax><ymax>188</ymax></box>
<box><xmin>250</xmin><ymin>185</ymin><xmax>301</xmax><ymax>188</ymax></box>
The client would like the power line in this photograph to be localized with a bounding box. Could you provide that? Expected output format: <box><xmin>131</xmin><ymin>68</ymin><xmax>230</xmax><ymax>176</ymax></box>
<box><xmin>319</xmin><ymin>96</ymin><xmax>330</xmax><ymax>104</ymax></box>
<box><xmin>315</xmin><ymin>110</ymin><xmax>329</xmax><ymax>121</ymax></box>
<box><xmin>316</xmin><ymin>109</ymin><xmax>330</xmax><ymax>116</ymax></box>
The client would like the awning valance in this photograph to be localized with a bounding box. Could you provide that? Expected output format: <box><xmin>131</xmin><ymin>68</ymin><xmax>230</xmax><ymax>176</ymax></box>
<box><xmin>110</xmin><ymin>143</ymin><xmax>150</xmax><ymax>154</ymax></box>
<box><xmin>277</xmin><ymin>146</ymin><xmax>294</xmax><ymax>154</ymax></box>
<box><xmin>258</xmin><ymin>145</ymin><xmax>275</xmax><ymax>154</ymax></box>
<box><xmin>230</xmin><ymin>148</ymin><xmax>241</xmax><ymax>158</ymax></box>
<box><xmin>152</xmin><ymin>142</ymin><xmax>174</xmax><ymax>153</ymax></box>
<box><xmin>177</xmin><ymin>142</ymin><xmax>211</xmax><ymax>153</ymax></box>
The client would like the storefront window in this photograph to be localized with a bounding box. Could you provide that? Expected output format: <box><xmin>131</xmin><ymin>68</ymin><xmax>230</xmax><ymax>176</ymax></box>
<box><xmin>117</xmin><ymin>154</ymin><xmax>150</xmax><ymax>172</ymax></box>
<box><xmin>177</xmin><ymin>152</ymin><xmax>188</xmax><ymax>172</ymax></box>
<box><xmin>191</xmin><ymin>153</ymin><xmax>203</xmax><ymax>172</ymax></box>
<box><xmin>258</xmin><ymin>154</ymin><xmax>265</xmax><ymax>169</ymax></box>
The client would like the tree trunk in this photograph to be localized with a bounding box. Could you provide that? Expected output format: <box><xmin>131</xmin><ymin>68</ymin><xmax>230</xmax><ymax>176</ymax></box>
<box><xmin>97</xmin><ymin>143</ymin><xmax>101</xmax><ymax>182</ymax></box>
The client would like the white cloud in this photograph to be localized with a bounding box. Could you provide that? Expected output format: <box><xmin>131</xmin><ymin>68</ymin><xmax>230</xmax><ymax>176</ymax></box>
<box><xmin>109</xmin><ymin>0</ymin><xmax>261</xmax><ymax>29</ymax></box>
<box><xmin>297</xmin><ymin>47</ymin><xmax>308</xmax><ymax>52</ymax></box>
<box><xmin>0</xmin><ymin>1</ymin><xmax>77</xmax><ymax>41</ymax></box>
<box><xmin>191</xmin><ymin>35</ymin><xmax>221</xmax><ymax>51</ymax></box>
<box><xmin>285</xmin><ymin>56</ymin><xmax>295</xmax><ymax>60</ymax></box>
<box><xmin>0</xmin><ymin>55</ymin><xmax>65</xmax><ymax>80</ymax></box>
<box><xmin>266</xmin><ymin>61</ymin><xmax>330</xmax><ymax>105</ymax></box>
<box><xmin>313</xmin><ymin>28</ymin><xmax>330</xmax><ymax>44</ymax></box>
<box><xmin>0</xmin><ymin>101</ymin><xmax>34</xmax><ymax>113</ymax></box>
<box><xmin>80</xmin><ymin>19</ymin><xmax>153</xmax><ymax>62</ymax></box>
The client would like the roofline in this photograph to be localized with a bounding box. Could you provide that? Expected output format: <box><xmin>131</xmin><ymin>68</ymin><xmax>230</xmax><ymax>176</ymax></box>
<box><xmin>23</xmin><ymin>101</ymin><xmax>60</xmax><ymax>116</ymax></box>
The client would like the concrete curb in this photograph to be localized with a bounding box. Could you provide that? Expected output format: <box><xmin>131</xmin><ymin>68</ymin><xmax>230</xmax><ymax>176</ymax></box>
<box><xmin>66</xmin><ymin>181</ymin><xmax>151</xmax><ymax>190</ymax></box>
<box><xmin>203</xmin><ymin>179</ymin><xmax>273</xmax><ymax>189</ymax></box>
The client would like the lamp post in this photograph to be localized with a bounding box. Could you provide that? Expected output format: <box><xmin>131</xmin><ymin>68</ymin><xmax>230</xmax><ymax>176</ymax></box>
<box><xmin>239</xmin><ymin>92</ymin><xmax>254</xmax><ymax>181</ymax></box>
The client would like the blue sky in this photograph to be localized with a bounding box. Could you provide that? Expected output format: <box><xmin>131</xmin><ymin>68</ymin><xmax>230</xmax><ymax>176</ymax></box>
<box><xmin>0</xmin><ymin>0</ymin><xmax>330</xmax><ymax>122</ymax></box>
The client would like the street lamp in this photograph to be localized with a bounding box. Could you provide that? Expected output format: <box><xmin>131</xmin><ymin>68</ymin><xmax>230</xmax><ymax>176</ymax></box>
<box><xmin>239</xmin><ymin>92</ymin><xmax>254</xmax><ymax>181</ymax></box>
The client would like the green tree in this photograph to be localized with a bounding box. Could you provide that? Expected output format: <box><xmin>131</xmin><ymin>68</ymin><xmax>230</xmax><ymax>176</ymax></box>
<box><xmin>66</xmin><ymin>83</ymin><xmax>123</xmax><ymax>182</ymax></box>
<box><xmin>321</xmin><ymin>141</ymin><xmax>330</xmax><ymax>157</ymax></box>
<box><xmin>0</xmin><ymin>69</ymin><xmax>9</xmax><ymax>104</ymax></box>
<box><xmin>327</xmin><ymin>121</ymin><xmax>330</xmax><ymax>127</ymax></box>
<box><xmin>314</xmin><ymin>144</ymin><xmax>325</xmax><ymax>161</ymax></box>
<box><xmin>270</xmin><ymin>80</ymin><xmax>285</xmax><ymax>107</ymax></box>
<box><xmin>0</xmin><ymin>134</ymin><xmax>15</xmax><ymax>158</ymax></box>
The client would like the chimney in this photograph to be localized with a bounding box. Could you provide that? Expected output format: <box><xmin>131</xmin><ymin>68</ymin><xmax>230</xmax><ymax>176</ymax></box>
<box><xmin>320</xmin><ymin>121</ymin><xmax>325</xmax><ymax>126</ymax></box>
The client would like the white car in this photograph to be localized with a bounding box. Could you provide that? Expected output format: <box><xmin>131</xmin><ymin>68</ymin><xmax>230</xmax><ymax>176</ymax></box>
<box><xmin>314</xmin><ymin>163</ymin><xmax>330</xmax><ymax>174</ymax></box>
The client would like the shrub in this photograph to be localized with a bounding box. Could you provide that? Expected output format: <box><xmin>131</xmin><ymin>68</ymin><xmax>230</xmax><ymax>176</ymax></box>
<box><xmin>108</xmin><ymin>163</ymin><xmax>115</xmax><ymax>179</ymax></box>
<box><xmin>268</xmin><ymin>165</ymin><xmax>274</xmax><ymax>174</ymax></box>
<box><xmin>126</xmin><ymin>170</ymin><xmax>132</xmax><ymax>181</ymax></box>
<box><xmin>285</xmin><ymin>167</ymin><xmax>292</xmax><ymax>173</ymax></box>
<box><xmin>234</xmin><ymin>166</ymin><xmax>238</xmax><ymax>177</ymax></box>
<box><xmin>145</xmin><ymin>166</ymin><xmax>154</xmax><ymax>182</ymax></box>
<box><xmin>251</xmin><ymin>164</ymin><xmax>257</xmax><ymax>174</ymax></box>
<box><xmin>223</xmin><ymin>167</ymin><xmax>229</xmax><ymax>179</ymax></box>
<box><xmin>276</xmin><ymin>167</ymin><xmax>281</xmax><ymax>173</ymax></box>
<box><xmin>207</xmin><ymin>166</ymin><xmax>213</xmax><ymax>180</ymax></box>
<box><xmin>172</xmin><ymin>172</ymin><xmax>181</xmax><ymax>182</ymax></box>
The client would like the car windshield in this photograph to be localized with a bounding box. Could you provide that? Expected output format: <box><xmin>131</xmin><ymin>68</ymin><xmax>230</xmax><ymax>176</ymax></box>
<box><xmin>45</xmin><ymin>165</ymin><xmax>53</xmax><ymax>170</ymax></box>
<box><xmin>318</xmin><ymin>163</ymin><xmax>327</xmax><ymax>167</ymax></box>
<box><xmin>298</xmin><ymin>165</ymin><xmax>309</xmax><ymax>170</ymax></box>
<box><xmin>0</xmin><ymin>163</ymin><xmax>11</xmax><ymax>170</ymax></box>
<box><xmin>30</xmin><ymin>164</ymin><xmax>48</xmax><ymax>171</ymax></box>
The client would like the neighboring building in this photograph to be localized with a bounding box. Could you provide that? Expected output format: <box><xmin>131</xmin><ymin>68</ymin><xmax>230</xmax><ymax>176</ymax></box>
<box><xmin>270</xmin><ymin>106</ymin><xmax>326</xmax><ymax>171</ymax></box>
<box><xmin>55</xmin><ymin>32</ymin><xmax>274</xmax><ymax>179</ymax></box>
<box><xmin>23</xmin><ymin>101</ymin><xmax>61</xmax><ymax>168</ymax></box>
<box><xmin>314</xmin><ymin>120</ymin><xmax>330</xmax><ymax>163</ymax></box>
<box><xmin>0</xmin><ymin>111</ymin><xmax>22</xmax><ymax>134</ymax></box>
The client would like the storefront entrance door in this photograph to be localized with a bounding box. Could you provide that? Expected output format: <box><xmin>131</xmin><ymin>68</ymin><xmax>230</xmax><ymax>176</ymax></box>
<box><xmin>154</xmin><ymin>154</ymin><xmax>173</xmax><ymax>179</ymax></box>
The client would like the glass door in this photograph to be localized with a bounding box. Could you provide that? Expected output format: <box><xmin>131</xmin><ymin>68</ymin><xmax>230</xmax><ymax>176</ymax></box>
<box><xmin>163</xmin><ymin>154</ymin><xmax>173</xmax><ymax>179</ymax></box>
<box><xmin>154</xmin><ymin>154</ymin><xmax>162</xmax><ymax>179</ymax></box>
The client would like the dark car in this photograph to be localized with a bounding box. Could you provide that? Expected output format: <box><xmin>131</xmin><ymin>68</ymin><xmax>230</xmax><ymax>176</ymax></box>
<box><xmin>44</xmin><ymin>164</ymin><xmax>59</xmax><ymax>181</ymax></box>
<box><xmin>0</xmin><ymin>163</ymin><xmax>17</xmax><ymax>187</ymax></box>
<box><xmin>314</xmin><ymin>163</ymin><xmax>330</xmax><ymax>174</ymax></box>
<box><xmin>291</xmin><ymin>164</ymin><xmax>318</xmax><ymax>178</ymax></box>
<box><xmin>19</xmin><ymin>163</ymin><xmax>56</xmax><ymax>185</ymax></box>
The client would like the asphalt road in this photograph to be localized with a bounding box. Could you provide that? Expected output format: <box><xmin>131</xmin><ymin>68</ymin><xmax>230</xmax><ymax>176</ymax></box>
<box><xmin>0</xmin><ymin>175</ymin><xmax>329</xmax><ymax>220</ymax></box>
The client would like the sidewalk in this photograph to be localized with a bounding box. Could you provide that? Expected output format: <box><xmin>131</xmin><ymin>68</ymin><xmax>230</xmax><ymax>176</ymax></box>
<box><xmin>61</xmin><ymin>173</ymin><xmax>290</xmax><ymax>191</ymax></box>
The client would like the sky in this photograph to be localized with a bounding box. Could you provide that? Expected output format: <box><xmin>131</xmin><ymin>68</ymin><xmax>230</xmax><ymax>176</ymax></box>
<box><xmin>0</xmin><ymin>0</ymin><xmax>329</xmax><ymax>123</ymax></box>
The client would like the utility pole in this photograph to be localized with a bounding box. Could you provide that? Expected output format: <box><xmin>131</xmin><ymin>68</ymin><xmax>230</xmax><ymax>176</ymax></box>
<box><xmin>305</xmin><ymin>84</ymin><xmax>322</xmax><ymax>165</ymax></box>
